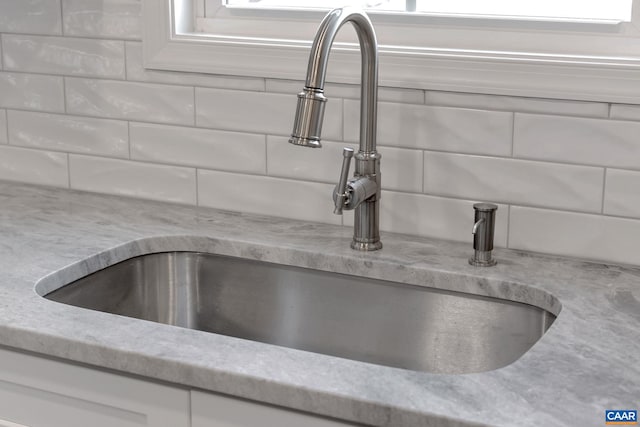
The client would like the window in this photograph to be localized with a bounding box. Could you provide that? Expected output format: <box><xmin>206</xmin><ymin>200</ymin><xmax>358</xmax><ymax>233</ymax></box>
<box><xmin>224</xmin><ymin>0</ymin><xmax>633</xmax><ymax>22</ymax></box>
<box><xmin>143</xmin><ymin>0</ymin><xmax>640</xmax><ymax>103</ymax></box>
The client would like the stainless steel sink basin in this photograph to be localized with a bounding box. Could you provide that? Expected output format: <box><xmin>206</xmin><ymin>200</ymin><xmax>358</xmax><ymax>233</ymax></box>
<box><xmin>44</xmin><ymin>252</ymin><xmax>556</xmax><ymax>374</ymax></box>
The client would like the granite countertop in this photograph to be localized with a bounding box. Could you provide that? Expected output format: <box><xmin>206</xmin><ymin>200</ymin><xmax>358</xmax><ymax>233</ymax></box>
<box><xmin>0</xmin><ymin>182</ymin><xmax>638</xmax><ymax>427</ymax></box>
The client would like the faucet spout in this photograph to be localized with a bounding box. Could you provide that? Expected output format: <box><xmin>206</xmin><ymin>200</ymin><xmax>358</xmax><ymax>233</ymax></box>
<box><xmin>289</xmin><ymin>7</ymin><xmax>382</xmax><ymax>251</ymax></box>
<box><xmin>289</xmin><ymin>7</ymin><xmax>379</xmax><ymax>154</ymax></box>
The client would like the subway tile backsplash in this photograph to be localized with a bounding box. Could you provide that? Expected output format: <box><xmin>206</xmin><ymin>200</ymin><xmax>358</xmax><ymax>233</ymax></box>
<box><xmin>423</xmin><ymin>152</ymin><xmax>605</xmax><ymax>213</ymax></box>
<box><xmin>0</xmin><ymin>145</ymin><xmax>68</xmax><ymax>188</ymax></box>
<box><xmin>509</xmin><ymin>207</ymin><xmax>640</xmax><ymax>266</ymax></box>
<box><xmin>198</xmin><ymin>170</ymin><xmax>341</xmax><ymax>225</ymax></box>
<box><xmin>62</xmin><ymin>0</ymin><xmax>142</xmax><ymax>40</ymax></box>
<box><xmin>610</xmin><ymin>104</ymin><xmax>640</xmax><ymax>121</ymax></box>
<box><xmin>266</xmin><ymin>137</ymin><xmax>358</xmax><ymax>184</ymax></box>
<box><xmin>345</xmin><ymin>100</ymin><xmax>514</xmax><ymax>155</ymax></box>
<box><xmin>603</xmin><ymin>169</ymin><xmax>640</xmax><ymax>218</ymax></box>
<box><xmin>65</xmin><ymin>77</ymin><xmax>195</xmax><ymax>125</ymax></box>
<box><xmin>0</xmin><ymin>0</ymin><xmax>62</xmax><ymax>35</ymax></box>
<box><xmin>69</xmin><ymin>155</ymin><xmax>197</xmax><ymax>205</ymax></box>
<box><xmin>8</xmin><ymin>111</ymin><xmax>129</xmax><ymax>158</ymax></box>
<box><xmin>2</xmin><ymin>35</ymin><xmax>125</xmax><ymax>79</ymax></box>
<box><xmin>1</xmin><ymin>1</ymin><xmax>640</xmax><ymax>266</ymax></box>
<box><xmin>514</xmin><ymin>114</ymin><xmax>640</xmax><ymax>169</ymax></box>
<box><xmin>130</xmin><ymin>123</ymin><xmax>266</xmax><ymax>174</ymax></box>
<box><xmin>380</xmin><ymin>191</ymin><xmax>509</xmax><ymax>247</ymax></box>
<box><xmin>0</xmin><ymin>72</ymin><xmax>65</xmax><ymax>113</ymax></box>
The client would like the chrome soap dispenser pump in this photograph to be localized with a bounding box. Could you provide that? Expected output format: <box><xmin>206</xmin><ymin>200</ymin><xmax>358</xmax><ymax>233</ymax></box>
<box><xmin>469</xmin><ymin>203</ymin><xmax>498</xmax><ymax>267</ymax></box>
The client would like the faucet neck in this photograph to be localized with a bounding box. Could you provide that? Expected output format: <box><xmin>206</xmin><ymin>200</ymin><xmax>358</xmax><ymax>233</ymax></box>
<box><xmin>304</xmin><ymin>7</ymin><xmax>378</xmax><ymax>154</ymax></box>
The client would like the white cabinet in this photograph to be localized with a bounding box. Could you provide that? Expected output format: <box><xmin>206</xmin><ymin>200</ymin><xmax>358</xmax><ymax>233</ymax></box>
<box><xmin>192</xmin><ymin>390</ymin><xmax>358</xmax><ymax>427</ymax></box>
<box><xmin>0</xmin><ymin>347</ymin><xmax>190</xmax><ymax>427</ymax></box>
<box><xmin>0</xmin><ymin>347</ymin><xmax>359</xmax><ymax>427</ymax></box>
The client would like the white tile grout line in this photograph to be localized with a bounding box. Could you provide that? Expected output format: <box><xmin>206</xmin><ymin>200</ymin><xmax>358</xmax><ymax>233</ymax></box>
<box><xmin>59</xmin><ymin>0</ymin><xmax>65</xmax><ymax>37</ymax></box>
<box><xmin>66</xmin><ymin>153</ymin><xmax>71</xmax><ymax>189</ymax></box>
<box><xmin>3</xmin><ymin>110</ymin><xmax>7</xmax><ymax>143</ymax></box>
<box><xmin>62</xmin><ymin>76</ymin><xmax>67</xmax><ymax>114</ymax></box>
<box><xmin>264</xmin><ymin>135</ymin><xmax>269</xmax><ymax>176</ymax></box>
<box><xmin>195</xmin><ymin>168</ymin><xmax>200</xmax><ymax>206</ymax></box>
<box><xmin>127</xmin><ymin>121</ymin><xmax>131</xmax><ymax>160</ymax></box>
<box><xmin>506</xmin><ymin>204</ymin><xmax>511</xmax><ymax>249</ymax></box>
<box><xmin>123</xmin><ymin>40</ymin><xmax>129</xmax><ymax>81</ymax></box>
<box><xmin>421</xmin><ymin>150</ymin><xmax>425</xmax><ymax>193</ymax></box>
<box><xmin>510</xmin><ymin>112</ymin><xmax>515</xmax><ymax>157</ymax></box>
<box><xmin>601</xmin><ymin>168</ymin><xmax>608</xmax><ymax>214</ymax></box>
<box><xmin>192</xmin><ymin>86</ymin><xmax>197</xmax><ymax>127</ymax></box>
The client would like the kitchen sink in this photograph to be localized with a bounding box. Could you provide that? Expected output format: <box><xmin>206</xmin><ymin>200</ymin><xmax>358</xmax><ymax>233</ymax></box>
<box><xmin>43</xmin><ymin>252</ymin><xmax>556</xmax><ymax>374</ymax></box>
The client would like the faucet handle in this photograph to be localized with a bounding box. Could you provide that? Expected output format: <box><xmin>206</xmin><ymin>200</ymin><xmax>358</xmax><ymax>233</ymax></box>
<box><xmin>333</xmin><ymin>147</ymin><xmax>354</xmax><ymax>215</ymax></box>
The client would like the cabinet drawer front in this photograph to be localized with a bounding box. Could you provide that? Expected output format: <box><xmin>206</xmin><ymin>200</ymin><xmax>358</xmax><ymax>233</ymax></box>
<box><xmin>192</xmin><ymin>390</ymin><xmax>360</xmax><ymax>427</ymax></box>
<box><xmin>0</xmin><ymin>347</ymin><xmax>190</xmax><ymax>427</ymax></box>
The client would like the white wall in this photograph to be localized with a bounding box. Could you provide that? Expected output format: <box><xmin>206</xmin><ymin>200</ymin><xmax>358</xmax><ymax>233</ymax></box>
<box><xmin>1</xmin><ymin>0</ymin><xmax>640</xmax><ymax>266</ymax></box>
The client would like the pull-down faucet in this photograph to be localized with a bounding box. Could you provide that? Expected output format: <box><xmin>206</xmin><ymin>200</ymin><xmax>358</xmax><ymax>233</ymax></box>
<box><xmin>289</xmin><ymin>7</ymin><xmax>382</xmax><ymax>251</ymax></box>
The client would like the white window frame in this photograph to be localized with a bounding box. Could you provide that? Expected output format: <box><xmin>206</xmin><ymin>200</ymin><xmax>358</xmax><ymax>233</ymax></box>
<box><xmin>143</xmin><ymin>0</ymin><xmax>640</xmax><ymax>103</ymax></box>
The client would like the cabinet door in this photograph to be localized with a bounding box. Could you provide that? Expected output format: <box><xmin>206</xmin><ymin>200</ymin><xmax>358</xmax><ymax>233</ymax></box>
<box><xmin>192</xmin><ymin>390</ymin><xmax>361</xmax><ymax>427</ymax></box>
<box><xmin>0</xmin><ymin>347</ymin><xmax>190</xmax><ymax>427</ymax></box>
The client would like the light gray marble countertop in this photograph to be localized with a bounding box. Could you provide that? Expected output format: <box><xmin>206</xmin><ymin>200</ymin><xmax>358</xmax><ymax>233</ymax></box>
<box><xmin>0</xmin><ymin>182</ymin><xmax>638</xmax><ymax>427</ymax></box>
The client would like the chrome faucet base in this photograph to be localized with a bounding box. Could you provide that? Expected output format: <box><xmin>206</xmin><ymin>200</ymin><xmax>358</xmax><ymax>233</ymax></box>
<box><xmin>469</xmin><ymin>251</ymin><xmax>497</xmax><ymax>267</ymax></box>
<box><xmin>351</xmin><ymin>240</ymin><xmax>383</xmax><ymax>251</ymax></box>
<box><xmin>469</xmin><ymin>259</ymin><xmax>498</xmax><ymax>267</ymax></box>
<box><xmin>352</xmin><ymin>198</ymin><xmax>381</xmax><ymax>251</ymax></box>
